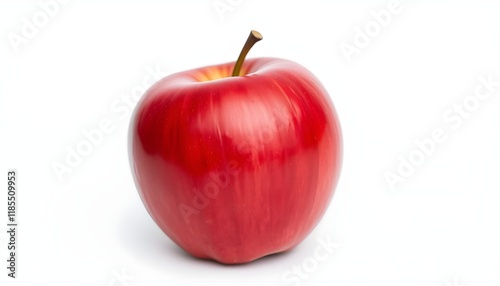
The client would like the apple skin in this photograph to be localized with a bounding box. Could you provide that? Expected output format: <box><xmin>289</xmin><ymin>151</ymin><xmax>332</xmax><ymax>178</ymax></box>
<box><xmin>129</xmin><ymin>57</ymin><xmax>342</xmax><ymax>264</ymax></box>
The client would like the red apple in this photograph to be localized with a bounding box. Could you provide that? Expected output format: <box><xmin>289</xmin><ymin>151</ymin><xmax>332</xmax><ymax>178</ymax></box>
<box><xmin>129</xmin><ymin>31</ymin><xmax>342</xmax><ymax>264</ymax></box>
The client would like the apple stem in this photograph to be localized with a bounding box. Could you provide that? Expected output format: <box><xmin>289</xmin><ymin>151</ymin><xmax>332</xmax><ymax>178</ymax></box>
<box><xmin>231</xmin><ymin>30</ymin><xmax>263</xmax><ymax>77</ymax></box>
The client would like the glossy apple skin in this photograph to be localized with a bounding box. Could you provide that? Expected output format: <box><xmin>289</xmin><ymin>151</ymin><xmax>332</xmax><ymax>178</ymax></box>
<box><xmin>129</xmin><ymin>58</ymin><xmax>342</xmax><ymax>264</ymax></box>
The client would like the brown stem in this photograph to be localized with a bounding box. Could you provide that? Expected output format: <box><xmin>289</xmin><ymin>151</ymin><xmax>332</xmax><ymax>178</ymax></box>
<box><xmin>231</xmin><ymin>30</ymin><xmax>263</xmax><ymax>77</ymax></box>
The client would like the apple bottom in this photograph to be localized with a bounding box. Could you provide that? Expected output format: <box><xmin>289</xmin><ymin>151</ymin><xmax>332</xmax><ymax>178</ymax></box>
<box><xmin>136</xmin><ymin>143</ymin><xmax>338</xmax><ymax>264</ymax></box>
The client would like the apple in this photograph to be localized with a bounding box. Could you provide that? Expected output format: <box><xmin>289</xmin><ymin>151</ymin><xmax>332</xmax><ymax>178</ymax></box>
<box><xmin>129</xmin><ymin>31</ymin><xmax>342</xmax><ymax>264</ymax></box>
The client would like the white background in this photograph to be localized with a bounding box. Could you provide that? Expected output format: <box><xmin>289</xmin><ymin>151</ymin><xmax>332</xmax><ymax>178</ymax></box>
<box><xmin>1</xmin><ymin>0</ymin><xmax>500</xmax><ymax>285</ymax></box>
